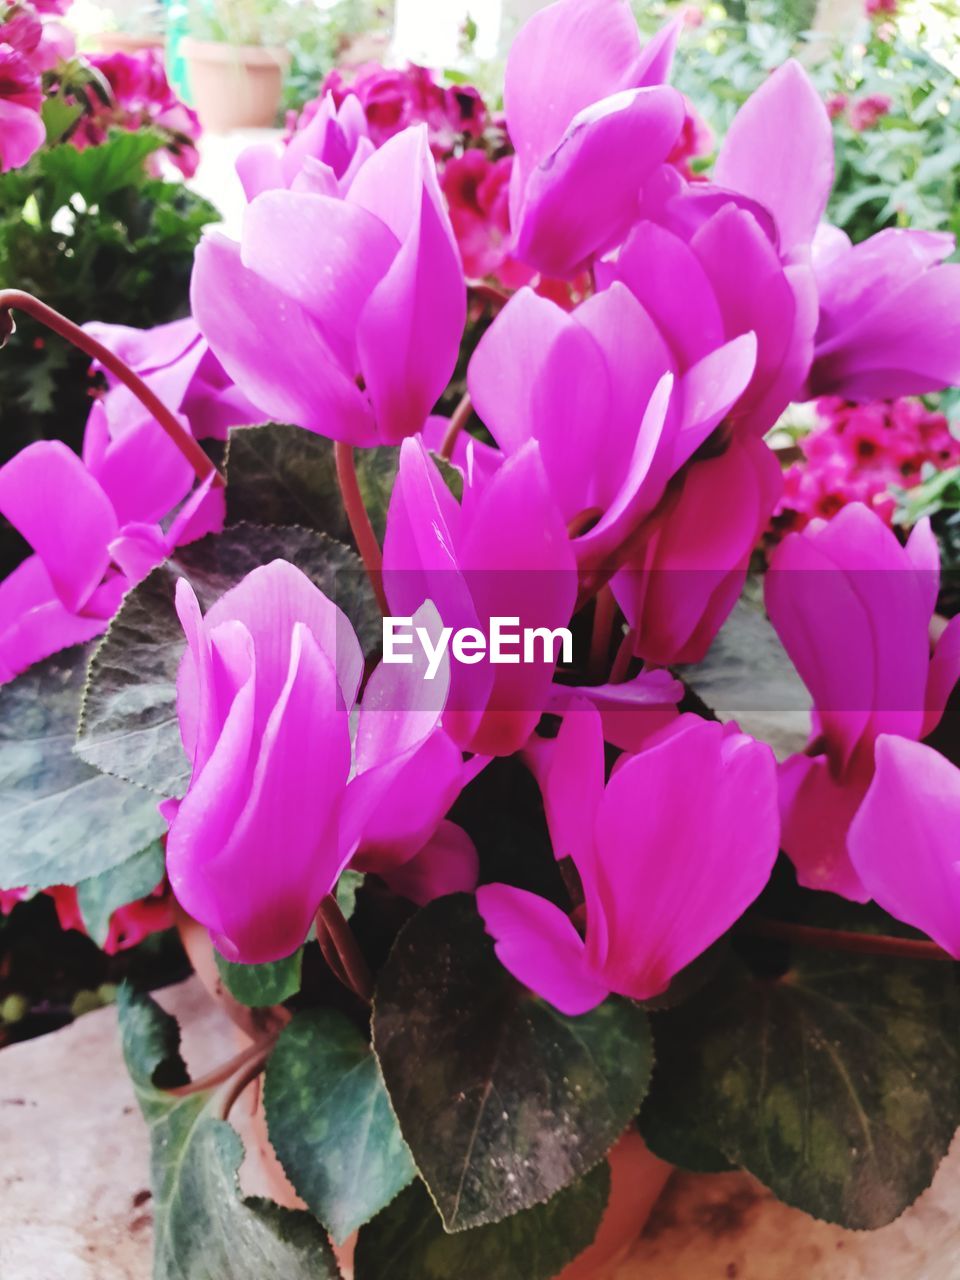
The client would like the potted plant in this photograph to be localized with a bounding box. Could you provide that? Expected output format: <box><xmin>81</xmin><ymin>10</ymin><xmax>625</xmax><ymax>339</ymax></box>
<box><xmin>182</xmin><ymin>0</ymin><xmax>294</xmax><ymax>130</ymax></box>
<box><xmin>94</xmin><ymin>0</ymin><xmax>167</xmax><ymax>55</ymax></box>
<box><xmin>2</xmin><ymin>0</ymin><xmax>960</xmax><ymax>1276</ymax></box>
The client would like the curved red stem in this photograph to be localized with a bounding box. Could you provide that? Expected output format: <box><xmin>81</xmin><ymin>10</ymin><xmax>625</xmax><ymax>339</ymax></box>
<box><xmin>0</xmin><ymin>289</ymin><xmax>223</xmax><ymax>488</ymax></box>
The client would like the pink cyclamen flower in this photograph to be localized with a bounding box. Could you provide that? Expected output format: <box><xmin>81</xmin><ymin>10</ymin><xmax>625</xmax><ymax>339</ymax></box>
<box><xmin>237</xmin><ymin>92</ymin><xmax>374</xmax><ymax>200</ymax></box>
<box><xmin>613</xmin><ymin>434</ymin><xmax>783</xmax><ymax>666</ymax></box>
<box><xmin>806</xmin><ymin>226</ymin><xmax>960</xmax><ymax>400</ymax></box>
<box><xmin>467</xmin><ymin>282</ymin><xmax>757</xmax><ymax>570</ymax></box>
<box><xmin>600</xmin><ymin>62</ymin><xmax>830</xmax><ymax>439</ymax></box>
<box><xmin>164</xmin><ymin>563</ymin><xmax>476</xmax><ymax>962</ymax></box>
<box><xmin>848</xmin><ymin>736</ymin><xmax>960</xmax><ymax>956</ymax></box>
<box><xmin>477</xmin><ymin>707</ymin><xmax>779</xmax><ymax>1014</ymax></box>
<box><xmin>192</xmin><ymin>124</ymin><xmax>466</xmax><ymax>447</ymax></box>
<box><xmin>504</xmin><ymin>0</ymin><xmax>685</xmax><ymax>277</ymax></box>
<box><xmin>383</xmin><ymin>437</ymin><xmax>578</xmax><ymax>757</ymax></box>
<box><xmin>84</xmin><ymin>316</ymin><xmax>262</xmax><ymax>442</ymax></box>
<box><xmin>0</xmin><ymin>414</ymin><xmax>222</xmax><ymax>682</ymax></box>
<box><xmin>866</xmin><ymin>0</ymin><xmax>897</xmax><ymax>16</ymax></box>
<box><xmin>848</xmin><ymin>93</ymin><xmax>892</xmax><ymax>132</ymax></box>
<box><xmin>766</xmin><ymin>502</ymin><xmax>960</xmax><ymax>899</ymax></box>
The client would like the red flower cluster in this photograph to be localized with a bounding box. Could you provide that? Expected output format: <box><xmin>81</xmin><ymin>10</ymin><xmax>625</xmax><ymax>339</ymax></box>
<box><xmin>72</xmin><ymin>49</ymin><xmax>202</xmax><ymax>178</ymax></box>
<box><xmin>1</xmin><ymin>882</ymin><xmax>173</xmax><ymax>954</ymax></box>
<box><xmin>302</xmin><ymin>60</ymin><xmax>487</xmax><ymax>156</ymax></box>
<box><xmin>773</xmin><ymin>396</ymin><xmax>960</xmax><ymax>535</ymax></box>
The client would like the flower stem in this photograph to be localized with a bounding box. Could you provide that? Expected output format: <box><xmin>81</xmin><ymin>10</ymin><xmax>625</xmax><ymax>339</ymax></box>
<box><xmin>218</xmin><ymin>1046</ymin><xmax>272</xmax><ymax>1123</ymax></box>
<box><xmin>741</xmin><ymin>917</ymin><xmax>952</xmax><ymax>962</ymax></box>
<box><xmin>440</xmin><ymin>392</ymin><xmax>473</xmax><ymax>461</ymax></box>
<box><xmin>316</xmin><ymin>895</ymin><xmax>374</xmax><ymax>1003</ymax></box>
<box><xmin>588</xmin><ymin>586</ymin><xmax>617</xmax><ymax>682</ymax></box>
<box><xmin>0</xmin><ymin>289</ymin><xmax>223</xmax><ymax>488</ymax></box>
<box><xmin>334</xmin><ymin>440</ymin><xmax>388</xmax><ymax>614</ymax></box>
<box><xmin>165</xmin><ymin>1037</ymin><xmax>274</xmax><ymax>1099</ymax></box>
<box><xmin>609</xmin><ymin>628</ymin><xmax>635</xmax><ymax>684</ymax></box>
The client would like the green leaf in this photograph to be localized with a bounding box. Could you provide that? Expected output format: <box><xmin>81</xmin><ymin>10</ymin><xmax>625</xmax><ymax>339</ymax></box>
<box><xmin>335</xmin><ymin>869</ymin><xmax>364</xmax><ymax>920</ymax></box>
<box><xmin>354</xmin><ymin>1165</ymin><xmax>610</xmax><ymax>1280</ymax></box>
<box><xmin>77</xmin><ymin>840</ymin><xmax>166</xmax><ymax>947</ymax></box>
<box><xmin>225</xmin><ymin>423</ymin><xmax>463</xmax><ymax>546</ymax></box>
<box><xmin>42</xmin><ymin>128</ymin><xmax>165</xmax><ymax>204</ymax></box>
<box><xmin>0</xmin><ymin>645</ymin><xmax>166</xmax><ymax>889</ymax></box>
<box><xmin>372</xmin><ymin>895</ymin><xmax>652</xmax><ymax>1232</ymax></box>
<box><xmin>264</xmin><ymin>1008</ymin><xmax>416</xmax><ymax>1242</ymax></box>
<box><xmin>678</xmin><ymin>595</ymin><xmax>812</xmax><ymax>760</ymax></box>
<box><xmin>77</xmin><ymin>522</ymin><xmax>380</xmax><ymax>797</ymax></box>
<box><xmin>215</xmin><ymin>950</ymin><xmax>303</xmax><ymax>1008</ymax></box>
<box><xmin>225</xmin><ymin>423</ymin><xmax>347</xmax><ymax>539</ymax></box>
<box><xmin>41</xmin><ymin>96</ymin><xmax>83</xmax><ymax>145</ymax></box>
<box><xmin>117</xmin><ymin>987</ymin><xmax>340</xmax><ymax>1280</ymax></box>
<box><xmin>641</xmin><ymin>948</ymin><xmax>960</xmax><ymax>1227</ymax></box>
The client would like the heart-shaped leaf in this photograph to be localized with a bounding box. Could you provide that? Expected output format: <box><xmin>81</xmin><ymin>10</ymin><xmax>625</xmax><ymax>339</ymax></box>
<box><xmin>264</xmin><ymin>1008</ymin><xmax>416</xmax><ymax>1242</ymax></box>
<box><xmin>641</xmin><ymin>945</ymin><xmax>960</xmax><ymax>1227</ymax></box>
<box><xmin>225</xmin><ymin>423</ymin><xmax>462</xmax><ymax>545</ymax></box>
<box><xmin>372</xmin><ymin>895</ymin><xmax>652</xmax><ymax>1231</ymax></box>
<box><xmin>0</xmin><ymin>644</ymin><xmax>165</xmax><ymax>889</ymax></box>
<box><xmin>76</xmin><ymin>839</ymin><xmax>166</xmax><ymax>947</ymax></box>
<box><xmin>215</xmin><ymin>950</ymin><xmax>303</xmax><ymax>1008</ymax></box>
<box><xmin>118</xmin><ymin>986</ymin><xmax>340</xmax><ymax>1280</ymax></box>
<box><xmin>354</xmin><ymin>1165</ymin><xmax>609</xmax><ymax>1280</ymax></box>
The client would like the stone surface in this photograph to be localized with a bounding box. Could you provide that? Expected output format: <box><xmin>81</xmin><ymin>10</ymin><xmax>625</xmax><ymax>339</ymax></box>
<box><xmin>1</xmin><ymin>981</ymin><xmax>959</xmax><ymax>1279</ymax></box>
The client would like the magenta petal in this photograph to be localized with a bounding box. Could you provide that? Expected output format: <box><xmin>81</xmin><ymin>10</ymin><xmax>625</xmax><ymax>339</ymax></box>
<box><xmin>715</xmin><ymin>60</ymin><xmax>833</xmax><ymax>257</ymax></box>
<box><xmin>379</xmin><ymin>820</ymin><xmax>479</xmax><ymax>906</ymax></box>
<box><xmin>191</xmin><ymin>233</ymin><xmax>376</xmax><ymax>445</ymax></box>
<box><xmin>552</xmin><ymin>668</ymin><xmax>682</xmax><ymax>752</ymax></box>
<box><xmin>515</xmin><ymin>86</ymin><xmax>685</xmax><ymax>278</ymax></box>
<box><xmin>593</xmin><ymin>719</ymin><xmax>779</xmax><ymax>997</ymax></box>
<box><xmin>0</xmin><ymin>99</ymin><xmax>45</xmax><ymax>172</ymax></box>
<box><xmin>235</xmin><ymin>140</ymin><xmax>285</xmax><ymax>199</ymax></box>
<box><xmin>0</xmin><ymin>555</ymin><xmax>110</xmax><ymax>683</ymax></box>
<box><xmin>604</xmin><ymin>220</ymin><xmax>725</xmax><ymax>367</ymax></box>
<box><xmin>810</xmin><ymin>262</ymin><xmax>960</xmax><ymax>399</ymax></box>
<box><xmin>925</xmin><ymin>615</ymin><xmax>960</xmax><ymax>738</ymax></box>
<box><xmin>778</xmin><ymin>753</ymin><xmax>870</xmax><ymax>901</ymax></box>
<box><xmin>0</xmin><ymin>441</ymin><xmax>117</xmax><ymax>613</ymax></box>
<box><xmin>241</xmin><ymin>191</ymin><xmax>399</xmax><ymax>363</ymax></box>
<box><xmin>88</xmin><ymin>417</ymin><xmax>195</xmax><ymax>526</ymax></box>
<box><xmin>673</xmin><ymin>332</ymin><xmax>758</xmax><ymax>464</ymax></box>
<box><xmin>505</xmin><ymin>0</ymin><xmax>646</xmax><ymax>190</ymax></box>
<box><xmin>476</xmin><ymin>883</ymin><xmax>609</xmax><ymax>1016</ymax></box>
<box><xmin>352</xmin><ymin>127</ymin><xmax>466</xmax><ymax>443</ymax></box>
<box><xmin>467</xmin><ymin>288</ymin><xmax>570</xmax><ymax>458</ymax></box>
<box><xmin>849</xmin><ymin>736</ymin><xmax>960</xmax><ymax>956</ymax></box>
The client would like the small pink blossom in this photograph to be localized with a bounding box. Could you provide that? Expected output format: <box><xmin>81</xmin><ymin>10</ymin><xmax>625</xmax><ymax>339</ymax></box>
<box><xmin>848</xmin><ymin>92</ymin><xmax>892</xmax><ymax>132</ymax></box>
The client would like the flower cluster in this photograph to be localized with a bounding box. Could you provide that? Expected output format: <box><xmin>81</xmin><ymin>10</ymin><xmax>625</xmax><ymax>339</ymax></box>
<box><xmin>71</xmin><ymin>49</ymin><xmax>202</xmax><ymax>178</ymax></box>
<box><xmin>3</xmin><ymin>0</ymin><xmax>960</xmax><ymax>1015</ymax></box>
<box><xmin>774</xmin><ymin>396</ymin><xmax>960</xmax><ymax>536</ymax></box>
<box><xmin>0</xmin><ymin>0</ymin><xmax>58</xmax><ymax>172</ymax></box>
<box><xmin>301</xmin><ymin>60</ymin><xmax>487</xmax><ymax>155</ymax></box>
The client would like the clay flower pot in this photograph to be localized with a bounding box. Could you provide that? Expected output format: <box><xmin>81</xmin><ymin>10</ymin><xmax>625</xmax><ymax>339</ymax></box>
<box><xmin>181</xmin><ymin>37</ymin><xmax>289</xmax><ymax>132</ymax></box>
<box><xmin>93</xmin><ymin>31</ymin><xmax>166</xmax><ymax>55</ymax></box>
<box><xmin>177</xmin><ymin>909</ymin><xmax>673</xmax><ymax>1278</ymax></box>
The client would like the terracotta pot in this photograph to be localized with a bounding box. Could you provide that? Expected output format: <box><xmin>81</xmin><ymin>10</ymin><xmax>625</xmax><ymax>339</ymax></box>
<box><xmin>181</xmin><ymin>37</ymin><xmax>289</xmax><ymax>132</ymax></box>
<box><xmin>93</xmin><ymin>31</ymin><xmax>166</xmax><ymax>55</ymax></box>
<box><xmin>177</xmin><ymin>912</ymin><xmax>672</xmax><ymax>1277</ymax></box>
